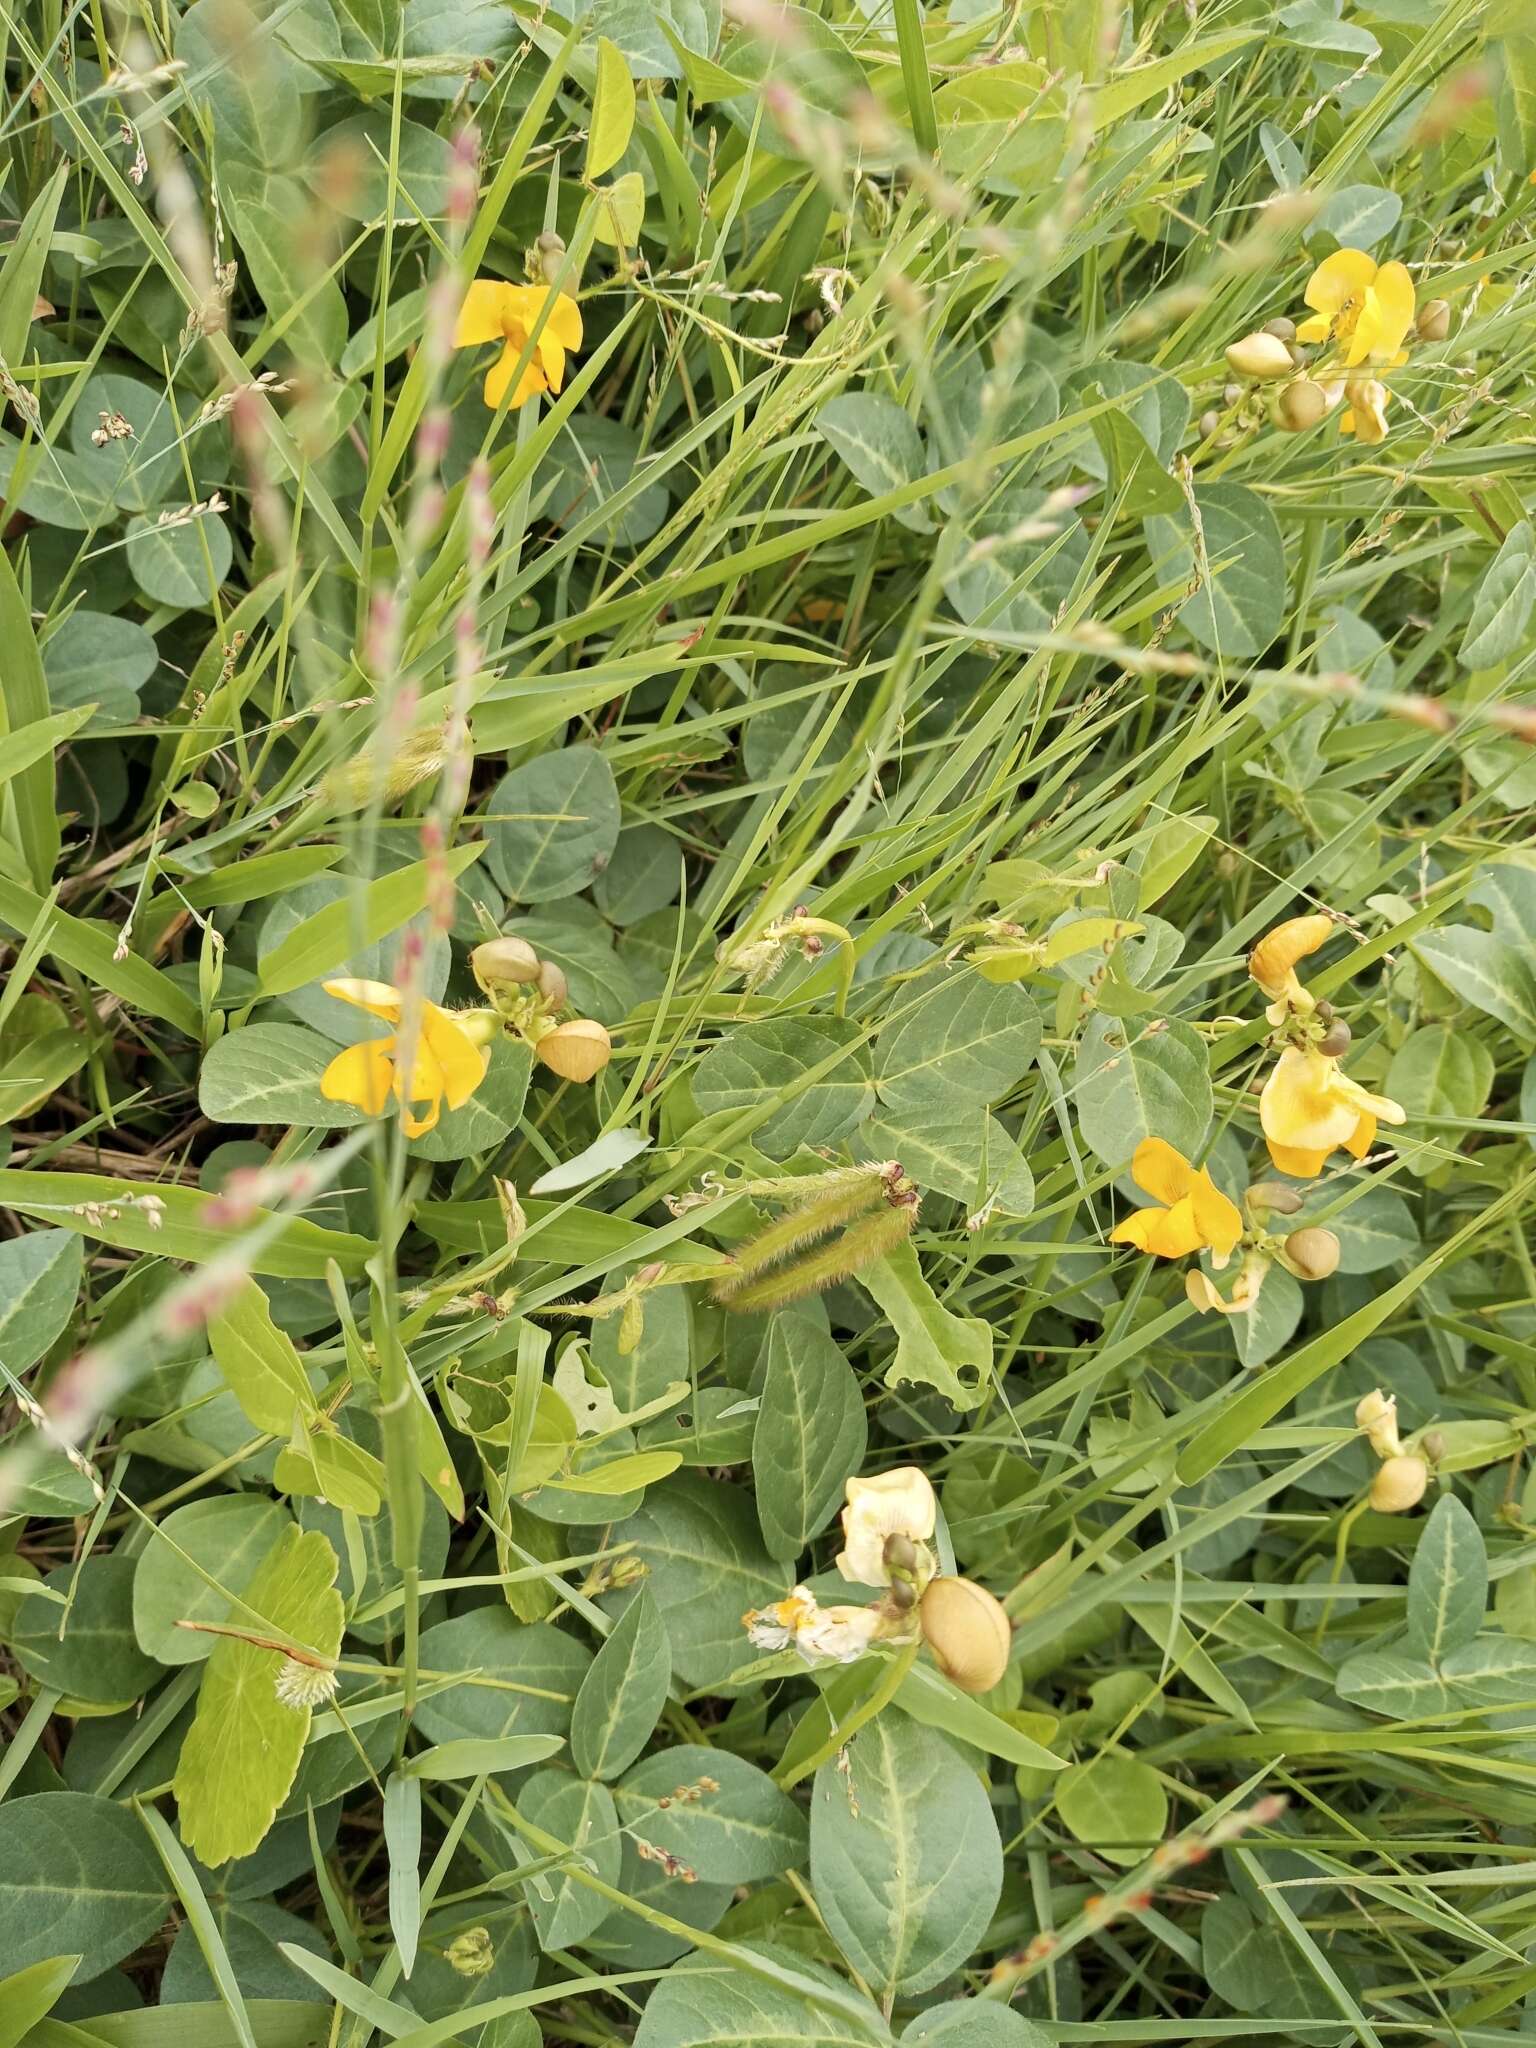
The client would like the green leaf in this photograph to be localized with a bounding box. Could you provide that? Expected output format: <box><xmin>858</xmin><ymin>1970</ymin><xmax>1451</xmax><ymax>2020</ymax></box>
<box><xmin>1386</xmin><ymin>1023</ymin><xmax>1493</xmax><ymax>1127</ymax></box>
<box><xmin>410</xmin><ymin>1612</ymin><xmax>590</xmax><ymax>1749</ymax></box>
<box><xmin>208</xmin><ymin>1280</ymin><xmax>321</xmax><ymax>1438</ymax></box>
<box><xmin>873</xmin><ymin>973</ymin><xmax>1041</xmax><ymax>1119</ymax></box>
<box><xmin>12</xmin><ymin>1557</ymin><xmax>160</xmax><ymax>1704</ymax></box>
<box><xmin>173</xmin><ymin>1525</ymin><xmax>346</xmax><ymax>1866</ymax></box>
<box><xmin>1087</xmin><ymin>385</ymin><xmax>1182</xmax><ymax>517</ymax></box>
<box><xmin>752</xmin><ymin>1315</ymin><xmax>868</xmax><ymax>1560</ymax></box>
<box><xmin>0</xmin><ymin>547</ymin><xmax>61</xmax><ymax>891</ymax></box>
<box><xmin>1459</xmin><ymin>519</ymin><xmax>1536</xmax><ymax>668</ymax></box>
<box><xmin>484</xmin><ymin>747</ymin><xmax>622</xmax><ymax>904</ymax></box>
<box><xmin>258</xmin><ymin>847</ymin><xmax>486</xmax><ymax>996</ymax></box>
<box><xmin>125</xmin><ymin>509</ymin><xmax>234</xmax><ymax>610</ymax></box>
<box><xmin>383</xmin><ymin>1772</ymin><xmax>422</xmax><ymax>1978</ymax></box>
<box><xmin>693</xmin><ymin>1015</ymin><xmax>874</xmax><ymax>1159</ymax></box>
<box><xmin>41</xmin><ymin>611</ymin><xmax>158</xmax><ymax>729</ymax></box>
<box><xmin>1055</xmin><ymin>1753</ymin><xmax>1169</xmax><ymax>1868</ymax></box>
<box><xmin>895</xmin><ymin>1662</ymin><xmax>1067</xmax><ymax>1772</ymax></box>
<box><xmin>0</xmin><ymin>1954</ymin><xmax>83</xmax><ymax>2047</ymax></box>
<box><xmin>1498</xmin><ymin>34</ymin><xmax>1536</xmax><ymax>175</ymax></box>
<box><xmin>132</xmin><ymin>1494</ymin><xmax>291</xmax><ymax>1664</ymax></box>
<box><xmin>0</xmin><ymin>1170</ymin><xmax>373</xmax><ymax>1278</ymax></box>
<box><xmin>570</xmin><ymin>1583</ymin><xmax>672</xmax><ymax>1780</ymax></box>
<box><xmin>814</xmin><ymin>393</ymin><xmax>931</xmax><ymax>534</ymax></box>
<box><xmin>632</xmin><ymin>1949</ymin><xmax>888</xmax><ymax>2048</ymax></box>
<box><xmin>0</xmin><ymin>1793</ymin><xmax>171</xmax><ymax>1983</ymax></box>
<box><xmin>905</xmin><ymin>2002</ymin><xmax>1050</xmax><ymax>2047</ymax></box>
<box><xmin>1412</xmin><ymin>926</ymin><xmax>1536</xmax><ymax>1041</ymax></box>
<box><xmin>1144</xmin><ymin>483</ymin><xmax>1287</xmax><ymax>658</ymax></box>
<box><xmin>1334</xmin><ymin>1649</ymin><xmax>1450</xmax><ymax>1719</ymax></box>
<box><xmin>521</xmin><ymin>1770</ymin><xmax>622</xmax><ymax>1950</ymax></box>
<box><xmin>1087</xmin><ymin>28</ymin><xmax>1259</xmax><ymax>128</ymax></box>
<box><xmin>0</xmin><ymin>876</ymin><xmax>201</xmax><ymax>1035</ymax></box>
<box><xmin>1441</xmin><ymin>1633</ymin><xmax>1536</xmax><ymax>1706</ymax></box>
<box><xmin>856</xmin><ymin>1241</ymin><xmax>991</xmax><ymax>1412</ymax></box>
<box><xmin>610</xmin><ymin>1472</ymin><xmax>790</xmax><ymax>1691</ymax></box>
<box><xmin>538</xmin><ymin>417</ymin><xmax>669</xmax><ymax>544</ymax></box>
<box><xmin>587</xmin><ymin>37</ymin><xmax>636</xmax><ymax>180</ymax></box>
<box><xmin>403</xmin><ymin>1734</ymin><xmax>565</xmax><ymax>1780</ymax></box>
<box><xmin>221</xmin><ymin>170</ymin><xmax>347</xmax><ymax>366</ymax></box>
<box><xmin>1406</xmin><ymin>1494</ymin><xmax>1487</xmax><ymax>1663</ymax></box>
<box><xmin>862</xmin><ymin>1112</ymin><xmax>1034</xmax><ymax>1217</ymax></box>
<box><xmin>0</xmin><ymin>1228</ymin><xmax>81</xmax><ymax>1373</ymax></box>
<box><xmin>811</xmin><ymin>1708</ymin><xmax>1001</xmax><ymax>1998</ymax></box>
<box><xmin>198</xmin><ymin>1020</ymin><xmax>365</xmax><ymax>1127</ymax></box>
<box><xmin>0</xmin><ymin>164</ymin><xmax>66</xmax><ymax>367</ymax></box>
<box><xmin>1075</xmin><ymin>1014</ymin><xmax>1211</xmax><ymax>1167</ymax></box>
<box><xmin>616</xmin><ymin>1746</ymin><xmax>807</xmax><ymax>1885</ymax></box>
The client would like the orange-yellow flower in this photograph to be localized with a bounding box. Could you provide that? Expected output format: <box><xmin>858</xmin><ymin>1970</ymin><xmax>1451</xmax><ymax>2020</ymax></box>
<box><xmin>1259</xmin><ymin>1046</ymin><xmax>1405</xmax><ymax>1177</ymax></box>
<box><xmin>318</xmin><ymin>979</ymin><xmax>490</xmax><ymax>1138</ymax></box>
<box><xmin>453</xmin><ymin>281</ymin><xmax>583</xmax><ymax>411</ymax></box>
<box><xmin>1249</xmin><ymin>914</ymin><xmax>1333</xmax><ymax>1008</ymax></box>
<box><xmin>1295</xmin><ymin>250</ymin><xmax>1415</xmax><ymax>367</ymax></box>
<box><xmin>1110</xmin><ymin>1137</ymin><xmax>1242</xmax><ymax>1262</ymax></box>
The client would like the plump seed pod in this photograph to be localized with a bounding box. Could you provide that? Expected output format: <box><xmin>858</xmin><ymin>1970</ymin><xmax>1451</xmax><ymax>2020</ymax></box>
<box><xmin>1247</xmin><ymin>1181</ymin><xmax>1304</xmax><ymax>1217</ymax></box>
<box><xmin>1198</xmin><ymin>408</ymin><xmax>1223</xmax><ymax>439</ymax></box>
<box><xmin>472</xmin><ymin>936</ymin><xmax>541</xmax><ymax>989</ymax></box>
<box><xmin>535</xmin><ymin>959</ymin><xmax>569</xmax><ymax>1008</ymax></box>
<box><xmin>536</xmin><ymin>1018</ymin><xmax>611</xmax><ymax>1082</ymax></box>
<box><xmin>1317</xmin><ymin>1018</ymin><xmax>1352</xmax><ymax>1056</ymax></box>
<box><xmin>1225</xmin><ymin>331</ymin><xmax>1295</xmax><ymax>381</ymax></box>
<box><xmin>919</xmin><ymin>1576</ymin><xmax>1011</xmax><ymax>1695</ymax></box>
<box><xmin>1284</xmin><ymin>1226</ymin><xmax>1340</xmax><ymax>1281</ymax></box>
<box><xmin>1223</xmin><ymin>380</ymin><xmax>1245</xmax><ymax>408</ymax></box>
<box><xmin>1263</xmin><ymin>315</ymin><xmax>1297</xmax><ymax>342</ymax></box>
<box><xmin>1416</xmin><ymin>298</ymin><xmax>1450</xmax><ymax>343</ymax></box>
<box><xmin>1370</xmin><ymin>1454</ymin><xmax>1429</xmax><ymax>1515</ymax></box>
<box><xmin>534</xmin><ymin>230</ymin><xmax>566</xmax><ymax>286</ymax></box>
<box><xmin>1276</xmin><ymin>379</ymin><xmax>1328</xmax><ymax>432</ymax></box>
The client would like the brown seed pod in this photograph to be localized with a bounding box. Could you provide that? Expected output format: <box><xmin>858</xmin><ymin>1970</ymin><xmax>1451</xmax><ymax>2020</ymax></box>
<box><xmin>919</xmin><ymin>1576</ymin><xmax>1011</xmax><ymax>1695</ymax></box>
<box><xmin>1284</xmin><ymin>1226</ymin><xmax>1341</xmax><ymax>1281</ymax></box>
<box><xmin>1370</xmin><ymin>1455</ymin><xmax>1429</xmax><ymax>1515</ymax></box>
<box><xmin>1317</xmin><ymin>1018</ymin><xmax>1352</xmax><ymax>1057</ymax></box>
<box><xmin>536</xmin><ymin>1018</ymin><xmax>611</xmax><ymax>1082</ymax></box>
<box><xmin>535</xmin><ymin>959</ymin><xmax>569</xmax><ymax>1008</ymax></box>
<box><xmin>472</xmin><ymin>936</ymin><xmax>542</xmax><ymax>988</ymax></box>
<box><xmin>1416</xmin><ymin>298</ymin><xmax>1450</xmax><ymax>343</ymax></box>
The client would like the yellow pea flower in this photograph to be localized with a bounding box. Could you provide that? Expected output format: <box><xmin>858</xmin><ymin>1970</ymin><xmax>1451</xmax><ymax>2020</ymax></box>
<box><xmin>1336</xmin><ymin>376</ymin><xmax>1390</xmax><ymax>445</ymax></box>
<box><xmin>1295</xmin><ymin>249</ymin><xmax>1415</xmax><ymax>367</ymax></box>
<box><xmin>453</xmin><ymin>280</ymin><xmax>583</xmax><ymax>411</ymax></box>
<box><xmin>1110</xmin><ymin>1137</ymin><xmax>1243</xmax><ymax>1263</ymax></box>
<box><xmin>318</xmin><ymin>978</ymin><xmax>491</xmax><ymax>1138</ymax></box>
<box><xmin>1249</xmin><ymin>913</ymin><xmax>1333</xmax><ymax>1011</ymax></box>
<box><xmin>1259</xmin><ymin>1046</ymin><xmax>1405</xmax><ymax>1177</ymax></box>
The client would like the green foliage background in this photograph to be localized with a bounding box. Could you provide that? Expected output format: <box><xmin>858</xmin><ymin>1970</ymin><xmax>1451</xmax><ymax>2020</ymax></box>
<box><xmin>1</xmin><ymin>0</ymin><xmax>1536</xmax><ymax>2041</ymax></box>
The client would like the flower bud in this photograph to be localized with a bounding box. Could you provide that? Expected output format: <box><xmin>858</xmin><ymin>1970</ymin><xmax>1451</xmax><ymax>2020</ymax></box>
<box><xmin>472</xmin><ymin>936</ymin><xmax>541</xmax><ymax>989</ymax></box>
<box><xmin>1416</xmin><ymin>298</ymin><xmax>1450</xmax><ymax>343</ymax></box>
<box><xmin>446</xmin><ymin>1927</ymin><xmax>496</xmax><ymax>1978</ymax></box>
<box><xmin>535</xmin><ymin>959</ymin><xmax>569</xmax><ymax>1008</ymax></box>
<box><xmin>536</xmin><ymin>1017</ymin><xmax>611</xmax><ymax>1082</ymax></box>
<box><xmin>1370</xmin><ymin>1454</ymin><xmax>1428</xmax><ymax>1515</ymax></box>
<box><xmin>1420</xmin><ymin>1429</ymin><xmax>1446</xmax><ymax>1465</ymax></box>
<box><xmin>1316</xmin><ymin>1018</ymin><xmax>1352</xmax><ymax>1057</ymax></box>
<box><xmin>1276</xmin><ymin>379</ymin><xmax>1328</xmax><ymax>431</ymax></box>
<box><xmin>534</xmin><ymin>230</ymin><xmax>566</xmax><ymax>286</ymax></box>
<box><xmin>1246</xmin><ymin>1181</ymin><xmax>1304</xmax><ymax>1217</ymax></box>
<box><xmin>1263</xmin><ymin>316</ymin><xmax>1297</xmax><ymax>342</ymax></box>
<box><xmin>1355</xmin><ymin>1388</ymin><xmax>1394</xmax><ymax>1432</ymax></box>
<box><xmin>919</xmin><ymin>1576</ymin><xmax>1011</xmax><ymax>1695</ymax></box>
<box><xmin>1225</xmin><ymin>331</ymin><xmax>1296</xmax><ymax>381</ymax></box>
<box><xmin>1283</xmin><ymin>1226</ymin><xmax>1340</xmax><ymax>1281</ymax></box>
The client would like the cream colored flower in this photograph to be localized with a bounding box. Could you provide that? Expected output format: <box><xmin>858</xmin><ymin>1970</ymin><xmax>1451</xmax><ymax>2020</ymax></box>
<box><xmin>836</xmin><ymin>1466</ymin><xmax>936</xmax><ymax>1587</ymax></box>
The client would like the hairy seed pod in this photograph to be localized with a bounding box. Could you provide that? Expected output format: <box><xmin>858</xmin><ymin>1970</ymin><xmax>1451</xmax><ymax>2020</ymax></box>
<box><xmin>1370</xmin><ymin>1455</ymin><xmax>1429</xmax><ymax>1515</ymax></box>
<box><xmin>1317</xmin><ymin>1018</ymin><xmax>1352</xmax><ymax>1057</ymax></box>
<box><xmin>536</xmin><ymin>1018</ymin><xmax>611</xmax><ymax>1082</ymax></box>
<box><xmin>1225</xmin><ymin>331</ymin><xmax>1295</xmax><ymax>381</ymax></box>
<box><xmin>1416</xmin><ymin>298</ymin><xmax>1450</xmax><ymax>342</ymax></box>
<box><xmin>535</xmin><ymin>959</ymin><xmax>569</xmax><ymax>1008</ymax></box>
<box><xmin>1284</xmin><ymin>1226</ymin><xmax>1341</xmax><ymax>1281</ymax></box>
<box><xmin>920</xmin><ymin>1577</ymin><xmax>1011</xmax><ymax>1695</ymax></box>
<box><xmin>471</xmin><ymin>936</ymin><xmax>541</xmax><ymax>988</ymax></box>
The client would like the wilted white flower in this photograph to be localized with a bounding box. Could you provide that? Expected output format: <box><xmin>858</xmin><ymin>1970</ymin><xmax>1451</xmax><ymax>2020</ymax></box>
<box><xmin>743</xmin><ymin>1587</ymin><xmax>880</xmax><ymax>1666</ymax></box>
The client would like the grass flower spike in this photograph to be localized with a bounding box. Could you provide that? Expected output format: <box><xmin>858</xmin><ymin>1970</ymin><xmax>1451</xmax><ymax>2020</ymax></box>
<box><xmin>1259</xmin><ymin>1045</ymin><xmax>1405</xmax><ymax>1176</ymax></box>
<box><xmin>454</xmin><ymin>281</ymin><xmax>583</xmax><ymax>410</ymax></box>
<box><xmin>318</xmin><ymin>979</ymin><xmax>491</xmax><ymax>1137</ymax></box>
<box><xmin>1295</xmin><ymin>249</ymin><xmax>1415</xmax><ymax>366</ymax></box>
<box><xmin>1110</xmin><ymin>1137</ymin><xmax>1242</xmax><ymax>1262</ymax></box>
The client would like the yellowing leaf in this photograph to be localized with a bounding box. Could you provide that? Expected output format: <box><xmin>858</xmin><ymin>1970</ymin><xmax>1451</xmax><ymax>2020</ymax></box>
<box><xmin>209</xmin><ymin>1280</ymin><xmax>318</xmax><ymax>1438</ymax></box>
<box><xmin>586</xmin><ymin>38</ymin><xmax>635</xmax><ymax>182</ymax></box>
<box><xmin>593</xmin><ymin>170</ymin><xmax>645</xmax><ymax>248</ymax></box>
<box><xmin>173</xmin><ymin>1525</ymin><xmax>344</xmax><ymax>1866</ymax></box>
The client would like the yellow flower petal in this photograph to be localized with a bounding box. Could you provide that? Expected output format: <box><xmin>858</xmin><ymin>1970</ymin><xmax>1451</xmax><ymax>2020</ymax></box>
<box><xmin>1304</xmin><ymin>248</ymin><xmax>1378</xmax><ymax>317</ymax></box>
<box><xmin>1349</xmin><ymin>259</ymin><xmax>1415</xmax><ymax>367</ymax></box>
<box><xmin>1129</xmin><ymin>1136</ymin><xmax>1196</xmax><ymax>1208</ymax></box>
<box><xmin>535</xmin><ymin>331</ymin><xmax>567</xmax><ymax>395</ymax></box>
<box><xmin>454</xmin><ymin>280</ymin><xmax>522</xmax><ymax>349</ymax></box>
<box><xmin>1344</xmin><ymin>1112</ymin><xmax>1375</xmax><ymax>1160</ymax></box>
<box><xmin>421</xmin><ymin>1003</ymin><xmax>491</xmax><ymax>1110</ymax></box>
<box><xmin>1189</xmin><ymin>1171</ymin><xmax>1243</xmax><ymax>1259</ymax></box>
<box><xmin>542</xmin><ymin>291</ymin><xmax>583</xmax><ymax>351</ymax></box>
<box><xmin>320</xmin><ymin>1038</ymin><xmax>395</xmax><ymax>1116</ymax></box>
<box><xmin>1295</xmin><ymin>313</ymin><xmax>1332</xmax><ymax>344</ymax></box>
<box><xmin>1141</xmin><ymin>1196</ymin><xmax>1207</xmax><ymax>1259</ymax></box>
<box><xmin>484</xmin><ymin>343</ymin><xmax>548</xmax><ymax>412</ymax></box>
<box><xmin>1110</xmin><ymin>1210</ymin><xmax>1161</xmax><ymax>1252</ymax></box>
<box><xmin>1265</xmin><ymin>1139</ymin><xmax>1331</xmax><ymax>1178</ymax></box>
<box><xmin>322</xmin><ymin>978</ymin><xmax>404</xmax><ymax>1024</ymax></box>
